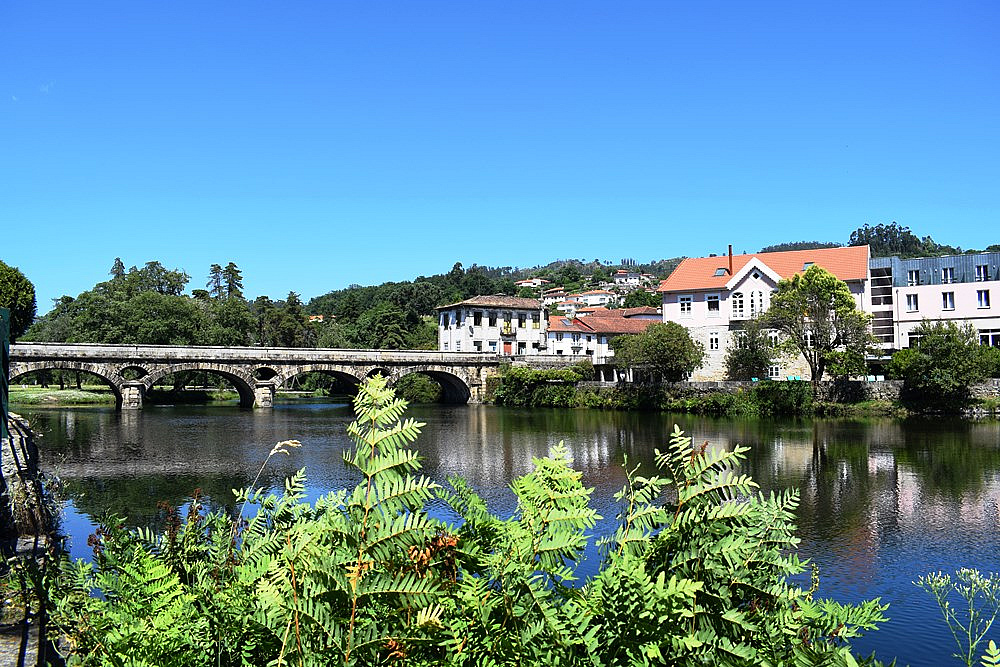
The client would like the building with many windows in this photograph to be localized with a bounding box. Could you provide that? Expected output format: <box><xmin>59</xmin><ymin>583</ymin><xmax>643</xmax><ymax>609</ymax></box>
<box><xmin>657</xmin><ymin>245</ymin><xmax>871</xmax><ymax>380</ymax></box>
<box><xmin>546</xmin><ymin>309</ymin><xmax>658</xmax><ymax>365</ymax></box>
<box><xmin>869</xmin><ymin>253</ymin><xmax>1000</xmax><ymax>348</ymax></box>
<box><xmin>437</xmin><ymin>295</ymin><xmax>548</xmax><ymax>355</ymax></box>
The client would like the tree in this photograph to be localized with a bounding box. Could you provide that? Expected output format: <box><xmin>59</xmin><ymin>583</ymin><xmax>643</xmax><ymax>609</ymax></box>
<box><xmin>222</xmin><ymin>262</ymin><xmax>244</xmax><ymax>300</ymax></box>
<box><xmin>110</xmin><ymin>257</ymin><xmax>126</xmax><ymax>280</ymax></box>
<box><xmin>725</xmin><ymin>318</ymin><xmax>775</xmax><ymax>381</ymax></box>
<box><xmin>621</xmin><ymin>290</ymin><xmax>660</xmax><ymax>309</ymax></box>
<box><xmin>764</xmin><ymin>265</ymin><xmax>875</xmax><ymax>393</ymax></box>
<box><xmin>207</xmin><ymin>264</ymin><xmax>224</xmax><ymax>299</ymax></box>
<box><xmin>888</xmin><ymin>321</ymin><xmax>985</xmax><ymax>410</ymax></box>
<box><xmin>848</xmin><ymin>222</ymin><xmax>927</xmax><ymax>257</ymax></box>
<box><xmin>759</xmin><ymin>241</ymin><xmax>842</xmax><ymax>253</ymax></box>
<box><xmin>610</xmin><ymin>321</ymin><xmax>704</xmax><ymax>382</ymax></box>
<box><xmin>0</xmin><ymin>260</ymin><xmax>37</xmax><ymax>340</ymax></box>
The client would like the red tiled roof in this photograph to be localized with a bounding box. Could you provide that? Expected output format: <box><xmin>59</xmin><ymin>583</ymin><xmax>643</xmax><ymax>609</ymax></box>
<box><xmin>583</xmin><ymin>306</ymin><xmax>660</xmax><ymax>318</ymax></box>
<box><xmin>657</xmin><ymin>245</ymin><xmax>869</xmax><ymax>292</ymax></box>
<box><xmin>548</xmin><ymin>315</ymin><xmax>657</xmax><ymax>335</ymax></box>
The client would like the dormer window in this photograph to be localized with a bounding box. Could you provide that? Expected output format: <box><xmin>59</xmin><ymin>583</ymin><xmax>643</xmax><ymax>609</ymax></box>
<box><xmin>714</xmin><ymin>267</ymin><xmax>727</xmax><ymax>277</ymax></box>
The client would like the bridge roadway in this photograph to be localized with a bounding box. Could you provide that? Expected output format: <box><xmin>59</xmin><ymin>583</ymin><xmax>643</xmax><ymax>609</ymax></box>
<box><xmin>8</xmin><ymin>342</ymin><xmax>571</xmax><ymax>409</ymax></box>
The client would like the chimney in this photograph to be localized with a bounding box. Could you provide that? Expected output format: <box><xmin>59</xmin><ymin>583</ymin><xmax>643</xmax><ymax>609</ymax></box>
<box><xmin>728</xmin><ymin>244</ymin><xmax>733</xmax><ymax>275</ymax></box>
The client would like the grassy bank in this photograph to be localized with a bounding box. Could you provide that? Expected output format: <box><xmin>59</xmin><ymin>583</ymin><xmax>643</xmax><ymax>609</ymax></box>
<box><xmin>10</xmin><ymin>386</ymin><xmax>117</xmax><ymax>406</ymax></box>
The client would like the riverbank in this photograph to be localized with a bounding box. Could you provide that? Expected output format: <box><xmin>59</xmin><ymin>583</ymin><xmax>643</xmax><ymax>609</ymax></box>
<box><xmin>487</xmin><ymin>367</ymin><xmax>1000</xmax><ymax>418</ymax></box>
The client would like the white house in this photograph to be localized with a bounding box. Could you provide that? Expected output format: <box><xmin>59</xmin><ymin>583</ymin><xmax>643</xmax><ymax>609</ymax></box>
<box><xmin>546</xmin><ymin>309</ymin><xmax>657</xmax><ymax>366</ymax></box>
<box><xmin>658</xmin><ymin>245</ymin><xmax>871</xmax><ymax>381</ymax></box>
<box><xmin>437</xmin><ymin>295</ymin><xmax>548</xmax><ymax>356</ymax></box>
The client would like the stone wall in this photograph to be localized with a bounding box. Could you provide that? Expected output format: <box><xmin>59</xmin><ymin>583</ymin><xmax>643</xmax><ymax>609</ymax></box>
<box><xmin>1</xmin><ymin>413</ymin><xmax>48</xmax><ymax>537</ymax></box>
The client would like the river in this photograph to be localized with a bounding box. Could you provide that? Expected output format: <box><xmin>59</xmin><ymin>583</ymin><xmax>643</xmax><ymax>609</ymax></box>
<box><xmin>15</xmin><ymin>400</ymin><xmax>1000</xmax><ymax>666</ymax></box>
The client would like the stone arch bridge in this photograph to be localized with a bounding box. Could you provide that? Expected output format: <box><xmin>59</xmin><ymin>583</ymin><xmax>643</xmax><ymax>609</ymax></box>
<box><xmin>8</xmin><ymin>343</ymin><xmax>561</xmax><ymax>409</ymax></box>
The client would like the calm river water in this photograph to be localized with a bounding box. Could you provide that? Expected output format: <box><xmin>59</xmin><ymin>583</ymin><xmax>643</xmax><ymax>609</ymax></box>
<box><xmin>15</xmin><ymin>400</ymin><xmax>1000</xmax><ymax>666</ymax></box>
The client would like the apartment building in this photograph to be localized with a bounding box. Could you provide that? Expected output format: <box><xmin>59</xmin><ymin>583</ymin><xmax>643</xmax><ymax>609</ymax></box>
<box><xmin>437</xmin><ymin>295</ymin><xmax>547</xmax><ymax>355</ymax></box>
<box><xmin>658</xmin><ymin>245</ymin><xmax>871</xmax><ymax>380</ymax></box>
<box><xmin>869</xmin><ymin>253</ymin><xmax>1000</xmax><ymax>348</ymax></box>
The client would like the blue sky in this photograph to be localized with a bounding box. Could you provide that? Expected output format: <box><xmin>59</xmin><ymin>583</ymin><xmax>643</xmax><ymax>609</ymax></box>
<box><xmin>3</xmin><ymin>1</ymin><xmax>998</xmax><ymax>311</ymax></box>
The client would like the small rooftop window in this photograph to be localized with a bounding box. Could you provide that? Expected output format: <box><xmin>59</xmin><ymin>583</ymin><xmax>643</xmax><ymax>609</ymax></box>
<box><xmin>802</xmin><ymin>262</ymin><xmax>814</xmax><ymax>270</ymax></box>
<box><xmin>713</xmin><ymin>267</ymin><xmax>727</xmax><ymax>276</ymax></box>
<box><xmin>561</xmin><ymin>319</ymin><xmax>572</xmax><ymax>326</ymax></box>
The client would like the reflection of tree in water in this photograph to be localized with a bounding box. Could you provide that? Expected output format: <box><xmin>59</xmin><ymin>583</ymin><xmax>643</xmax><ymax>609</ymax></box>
<box><xmin>894</xmin><ymin>418</ymin><xmax>1000</xmax><ymax>498</ymax></box>
<box><xmin>63</xmin><ymin>473</ymin><xmax>249</xmax><ymax>529</ymax></box>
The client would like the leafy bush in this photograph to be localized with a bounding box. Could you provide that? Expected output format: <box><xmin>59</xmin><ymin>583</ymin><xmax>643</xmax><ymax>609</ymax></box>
<box><xmin>21</xmin><ymin>377</ymin><xmax>888</xmax><ymax>666</ymax></box>
<box><xmin>889</xmin><ymin>321</ymin><xmax>985</xmax><ymax>411</ymax></box>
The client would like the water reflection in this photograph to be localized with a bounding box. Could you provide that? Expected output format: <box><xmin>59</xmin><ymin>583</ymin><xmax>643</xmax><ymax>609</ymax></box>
<box><xmin>15</xmin><ymin>403</ymin><xmax>1000</xmax><ymax>667</ymax></box>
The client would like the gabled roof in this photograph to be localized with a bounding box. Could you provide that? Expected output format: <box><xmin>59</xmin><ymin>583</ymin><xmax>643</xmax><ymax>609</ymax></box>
<box><xmin>657</xmin><ymin>245</ymin><xmax>870</xmax><ymax>292</ymax></box>
<box><xmin>437</xmin><ymin>295</ymin><xmax>542</xmax><ymax>310</ymax></box>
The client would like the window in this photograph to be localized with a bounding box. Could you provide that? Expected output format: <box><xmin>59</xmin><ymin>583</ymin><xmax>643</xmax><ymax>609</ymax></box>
<box><xmin>443</xmin><ymin>342</ymin><xmax>448</xmax><ymax>350</ymax></box>
<box><xmin>976</xmin><ymin>265</ymin><xmax>990</xmax><ymax>282</ymax></box>
<box><xmin>532</xmin><ymin>314</ymin><xmax>540</xmax><ymax>329</ymax></box>
<box><xmin>517</xmin><ymin>342</ymin><xmax>526</xmax><ymax>354</ymax></box>
<box><xmin>706</xmin><ymin>294</ymin><xmax>720</xmax><ymax>315</ymax></box>
<box><xmin>802</xmin><ymin>262</ymin><xmax>813</xmax><ymax>271</ymax></box>
<box><xmin>731</xmin><ymin>292</ymin><xmax>745</xmax><ymax>318</ymax></box>
<box><xmin>518</xmin><ymin>314</ymin><xmax>526</xmax><ymax>328</ymax></box>
<box><xmin>906</xmin><ymin>294</ymin><xmax>919</xmax><ymax>312</ymax></box>
<box><xmin>489</xmin><ymin>341</ymin><xmax>497</xmax><ymax>350</ymax></box>
<box><xmin>555</xmin><ymin>333</ymin><xmax>564</xmax><ymax>341</ymax></box>
<box><xmin>942</xmin><ymin>267</ymin><xmax>955</xmax><ymax>284</ymax></box>
<box><xmin>750</xmin><ymin>290</ymin><xmax>765</xmax><ymax>317</ymax></box>
<box><xmin>942</xmin><ymin>291</ymin><xmax>955</xmax><ymax>310</ymax></box>
<box><xmin>474</xmin><ymin>340</ymin><xmax>482</xmax><ymax>351</ymax></box>
<box><xmin>488</xmin><ymin>312</ymin><xmax>497</xmax><ymax>327</ymax></box>
<box><xmin>709</xmin><ymin>333</ymin><xmax>719</xmax><ymax>351</ymax></box>
<box><xmin>714</xmin><ymin>267</ymin><xmax>727</xmax><ymax>276</ymax></box>
<box><xmin>679</xmin><ymin>295</ymin><xmax>692</xmax><ymax>315</ymax></box>
<box><xmin>585</xmin><ymin>335</ymin><xmax>592</xmax><ymax>342</ymax></box>
<box><xmin>980</xmin><ymin>329</ymin><xmax>1000</xmax><ymax>347</ymax></box>
<box><xmin>455</xmin><ymin>310</ymin><xmax>463</xmax><ymax>326</ymax></box>
<box><xmin>456</xmin><ymin>340</ymin><xmax>461</xmax><ymax>351</ymax></box>
<box><xmin>767</xmin><ymin>365</ymin><xmax>781</xmax><ymax>379</ymax></box>
<box><xmin>473</xmin><ymin>311</ymin><xmax>482</xmax><ymax>326</ymax></box>
<box><xmin>804</xmin><ymin>331</ymin><xmax>814</xmax><ymax>348</ymax></box>
<box><xmin>441</xmin><ymin>313</ymin><xmax>450</xmax><ymax>327</ymax></box>
<box><xmin>572</xmin><ymin>333</ymin><xmax>581</xmax><ymax>342</ymax></box>
<box><xmin>907</xmin><ymin>270</ymin><xmax>920</xmax><ymax>286</ymax></box>
<box><xmin>767</xmin><ymin>330</ymin><xmax>780</xmax><ymax>346</ymax></box>
<box><xmin>907</xmin><ymin>333</ymin><xmax>923</xmax><ymax>348</ymax></box>
<box><xmin>979</xmin><ymin>290</ymin><xmax>991</xmax><ymax>308</ymax></box>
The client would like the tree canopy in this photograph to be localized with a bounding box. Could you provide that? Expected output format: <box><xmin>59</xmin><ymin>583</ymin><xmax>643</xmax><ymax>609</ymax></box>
<box><xmin>0</xmin><ymin>260</ymin><xmax>37</xmax><ymax>341</ymax></box>
<box><xmin>725</xmin><ymin>318</ymin><xmax>775</xmax><ymax>381</ymax></box>
<box><xmin>764</xmin><ymin>265</ymin><xmax>875</xmax><ymax>391</ymax></box>
<box><xmin>611</xmin><ymin>322</ymin><xmax>704</xmax><ymax>382</ymax></box>
<box><xmin>888</xmin><ymin>321</ymin><xmax>986</xmax><ymax>410</ymax></box>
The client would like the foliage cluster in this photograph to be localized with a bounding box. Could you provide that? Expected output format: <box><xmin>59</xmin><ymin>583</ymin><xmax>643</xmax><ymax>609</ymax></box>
<box><xmin>888</xmin><ymin>321</ymin><xmax>988</xmax><ymax>411</ymax></box>
<box><xmin>492</xmin><ymin>363</ymin><xmax>594</xmax><ymax>408</ymax></box>
<box><xmin>0</xmin><ymin>259</ymin><xmax>37</xmax><ymax>341</ymax></box>
<box><xmin>611</xmin><ymin>322</ymin><xmax>705</xmax><ymax>382</ymax></box>
<box><xmin>19</xmin><ymin>377</ymin><xmax>887</xmax><ymax>666</ymax></box>
<box><xmin>724</xmin><ymin>318</ymin><xmax>776</xmax><ymax>381</ymax></box>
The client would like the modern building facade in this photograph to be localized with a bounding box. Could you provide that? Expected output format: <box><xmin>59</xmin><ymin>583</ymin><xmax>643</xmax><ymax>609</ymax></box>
<box><xmin>869</xmin><ymin>253</ymin><xmax>1000</xmax><ymax>348</ymax></box>
<box><xmin>437</xmin><ymin>295</ymin><xmax>548</xmax><ymax>355</ymax></box>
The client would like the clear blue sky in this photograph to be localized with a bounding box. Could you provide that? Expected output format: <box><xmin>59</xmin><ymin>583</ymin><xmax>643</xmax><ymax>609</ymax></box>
<box><xmin>3</xmin><ymin>1</ymin><xmax>998</xmax><ymax>311</ymax></box>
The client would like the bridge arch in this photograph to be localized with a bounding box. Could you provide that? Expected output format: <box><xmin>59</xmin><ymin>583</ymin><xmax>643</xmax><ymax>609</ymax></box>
<box><xmin>9</xmin><ymin>361</ymin><xmax>126</xmax><ymax>406</ymax></box>
<box><xmin>395</xmin><ymin>367</ymin><xmax>472</xmax><ymax>404</ymax></box>
<box><xmin>142</xmin><ymin>363</ymin><xmax>258</xmax><ymax>408</ymax></box>
<box><xmin>274</xmin><ymin>365</ymin><xmax>364</xmax><ymax>391</ymax></box>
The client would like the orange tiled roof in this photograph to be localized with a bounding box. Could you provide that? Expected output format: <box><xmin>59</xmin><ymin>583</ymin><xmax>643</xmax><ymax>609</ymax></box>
<box><xmin>548</xmin><ymin>315</ymin><xmax>657</xmax><ymax>335</ymax></box>
<box><xmin>657</xmin><ymin>245</ymin><xmax>869</xmax><ymax>292</ymax></box>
